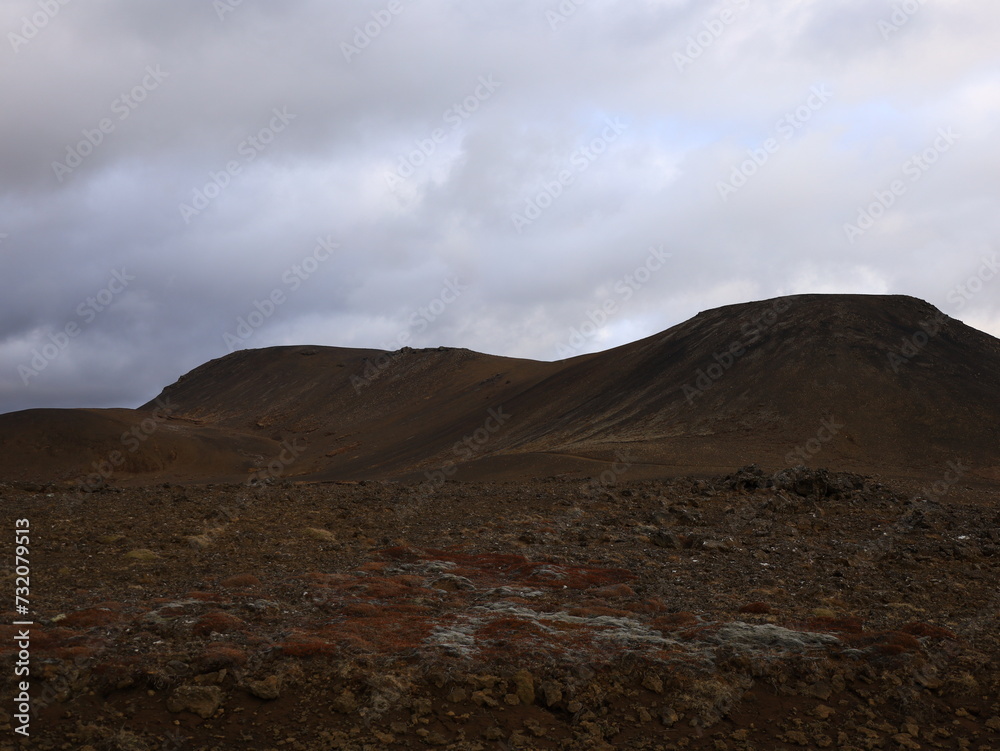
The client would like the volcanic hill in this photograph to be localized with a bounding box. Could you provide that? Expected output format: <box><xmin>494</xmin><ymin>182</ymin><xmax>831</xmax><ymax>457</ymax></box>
<box><xmin>2</xmin><ymin>293</ymin><xmax>999</xmax><ymax>487</ymax></box>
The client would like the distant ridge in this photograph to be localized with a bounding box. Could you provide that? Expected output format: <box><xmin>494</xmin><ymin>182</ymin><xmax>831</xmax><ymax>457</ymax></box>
<box><xmin>2</xmin><ymin>294</ymin><xmax>999</xmax><ymax>486</ymax></box>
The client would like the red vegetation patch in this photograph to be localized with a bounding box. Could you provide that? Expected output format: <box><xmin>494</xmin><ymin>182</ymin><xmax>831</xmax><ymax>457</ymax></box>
<box><xmin>341</xmin><ymin>602</ymin><xmax>383</xmax><ymax>618</ymax></box>
<box><xmin>802</xmin><ymin>616</ymin><xmax>865</xmax><ymax>634</ymax></box>
<box><xmin>198</xmin><ymin>644</ymin><xmax>248</xmax><ymax>670</ymax></box>
<box><xmin>548</xmin><ymin>566</ymin><xmax>636</xmax><ymax>590</ymax></box>
<box><xmin>387</xmin><ymin>603</ymin><xmax>436</xmax><ymax>616</ymax></box>
<box><xmin>192</xmin><ymin>611</ymin><xmax>245</xmax><ymax>637</ymax></box>
<box><xmin>900</xmin><ymin>622</ymin><xmax>957</xmax><ymax>640</ymax></box>
<box><xmin>220</xmin><ymin>574</ymin><xmax>260</xmax><ymax>589</ymax></box>
<box><xmin>649</xmin><ymin>612</ymin><xmax>699</xmax><ymax>631</ymax></box>
<box><xmin>277</xmin><ymin>632</ymin><xmax>340</xmax><ymax>658</ymax></box>
<box><xmin>476</xmin><ymin>616</ymin><xmax>545</xmax><ymax>640</ymax></box>
<box><xmin>738</xmin><ymin>602</ymin><xmax>773</xmax><ymax>615</ymax></box>
<box><xmin>393</xmin><ymin>574</ymin><xmax>425</xmax><ymax>587</ymax></box>
<box><xmin>843</xmin><ymin>630</ymin><xmax>922</xmax><ymax>656</ymax></box>
<box><xmin>674</xmin><ymin>624</ymin><xmax>720</xmax><ymax>642</ymax></box>
<box><xmin>360</xmin><ymin>578</ymin><xmax>420</xmax><ymax>599</ymax></box>
<box><xmin>474</xmin><ymin>616</ymin><xmax>548</xmax><ymax>656</ymax></box>
<box><xmin>279</xmin><ymin>608</ymin><xmax>436</xmax><ymax>656</ymax></box>
<box><xmin>62</xmin><ymin>606</ymin><xmax>127</xmax><ymax>629</ymax></box>
<box><xmin>625</xmin><ymin>598</ymin><xmax>670</xmax><ymax>615</ymax></box>
<box><xmin>591</xmin><ymin>584</ymin><xmax>637</xmax><ymax>599</ymax></box>
<box><xmin>334</xmin><ymin>611</ymin><xmax>434</xmax><ymax>654</ymax></box>
<box><xmin>29</xmin><ymin>627</ymin><xmax>76</xmax><ymax>652</ymax></box>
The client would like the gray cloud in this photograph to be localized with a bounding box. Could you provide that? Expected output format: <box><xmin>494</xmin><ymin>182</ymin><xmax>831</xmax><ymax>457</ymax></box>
<box><xmin>2</xmin><ymin>0</ymin><xmax>999</xmax><ymax>412</ymax></box>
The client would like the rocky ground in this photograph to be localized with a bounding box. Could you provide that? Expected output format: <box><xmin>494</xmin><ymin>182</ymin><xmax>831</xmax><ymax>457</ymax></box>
<box><xmin>2</xmin><ymin>466</ymin><xmax>1000</xmax><ymax>750</ymax></box>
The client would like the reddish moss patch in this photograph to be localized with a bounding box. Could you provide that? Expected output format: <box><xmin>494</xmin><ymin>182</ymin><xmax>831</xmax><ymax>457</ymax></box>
<box><xmin>591</xmin><ymin>584</ymin><xmax>637</xmax><ymax>598</ymax></box>
<box><xmin>393</xmin><ymin>574</ymin><xmax>425</xmax><ymax>587</ymax></box>
<box><xmin>30</xmin><ymin>627</ymin><xmax>76</xmax><ymax>651</ymax></box>
<box><xmin>900</xmin><ymin>622</ymin><xmax>957</xmax><ymax>640</ymax></box>
<box><xmin>62</xmin><ymin>606</ymin><xmax>127</xmax><ymax>629</ymax></box>
<box><xmin>474</xmin><ymin>616</ymin><xmax>547</xmax><ymax>657</ymax></box>
<box><xmin>198</xmin><ymin>644</ymin><xmax>248</xmax><ymax>670</ymax></box>
<box><xmin>360</xmin><ymin>579</ymin><xmax>419</xmax><ymax>599</ymax></box>
<box><xmin>192</xmin><ymin>611</ymin><xmax>245</xmax><ymax>636</ymax></box>
<box><xmin>625</xmin><ymin>598</ymin><xmax>670</xmax><ymax>614</ymax></box>
<box><xmin>802</xmin><ymin>615</ymin><xmax>865</xmax><ymax>634</ymax></box>
<box><xmin>650</xmin><ymin>612</ymin><xmax>699</xmax><ymax>630</ymax></box>
<box><xmin>277</xmin><ymin>633</ymin><xmax>339</xmax><ymax>658</ymax></box>
<box><xmin>341</xmin><ymin>602</ymin><xmax>382</xmax><ymax>618</ymax></box>
<box><xmin>319</xmin><ymin>608</ymin><xmax>435</xmax><ymax>655</ymax></box>
<box><xmin>844</xmin><ymin>630</ymin><xmax>922</xmax><ymax>656</ymax></box>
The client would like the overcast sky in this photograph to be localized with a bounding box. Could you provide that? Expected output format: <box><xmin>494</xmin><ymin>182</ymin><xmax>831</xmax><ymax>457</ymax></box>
<box><xmin>2</xmin><ymin>0</ymin><xmax>999</xmax><ymax>413</ymax></box>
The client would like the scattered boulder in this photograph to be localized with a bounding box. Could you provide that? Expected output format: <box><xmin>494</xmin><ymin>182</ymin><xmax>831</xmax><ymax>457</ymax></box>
<box><xmin>248</xmin><ymin>675</ymin><xmax>282</xmax><ymax>700</ymax></box>
<box><xmin>166</xmin><ymin>685</ymin><xmax>224</xmax><ymax>718</ymax></box>
<box><xmin>513</xmin><ymin>669</ymin><xmax>535</xmax><ymax>706</ymax></box>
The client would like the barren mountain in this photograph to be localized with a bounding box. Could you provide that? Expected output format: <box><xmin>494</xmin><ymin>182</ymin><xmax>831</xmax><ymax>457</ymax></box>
<box><xmin>2</xmin><ymin>293</ymin><xmax>999</xmax><ymax>487</ymax></box>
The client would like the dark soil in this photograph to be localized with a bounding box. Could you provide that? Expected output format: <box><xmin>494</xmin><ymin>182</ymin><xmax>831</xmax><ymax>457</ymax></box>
<box><xmin>3</xmin><ymin>466</ymin><xmax>1000</xmax><ymax>749</ymax></box>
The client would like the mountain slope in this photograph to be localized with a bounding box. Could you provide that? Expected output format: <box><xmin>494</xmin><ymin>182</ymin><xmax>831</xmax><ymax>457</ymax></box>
<box><xmin>3</xmin><ymin>293</ymin><xmax>998</xmax><ymax>486</ymax></box>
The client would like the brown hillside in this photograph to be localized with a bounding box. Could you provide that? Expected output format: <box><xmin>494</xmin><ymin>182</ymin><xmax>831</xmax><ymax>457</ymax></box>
<box><xmin>2</xmin><ymin>293</ymin><xmax>998</xmax><ymax>486</ymax></box>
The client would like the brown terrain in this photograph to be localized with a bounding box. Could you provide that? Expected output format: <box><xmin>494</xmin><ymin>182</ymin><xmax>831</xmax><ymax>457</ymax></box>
<box><xmin>2</xmin><ymin>293</ymin><xmax>999</xmax><ymax>750</ymax></box>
